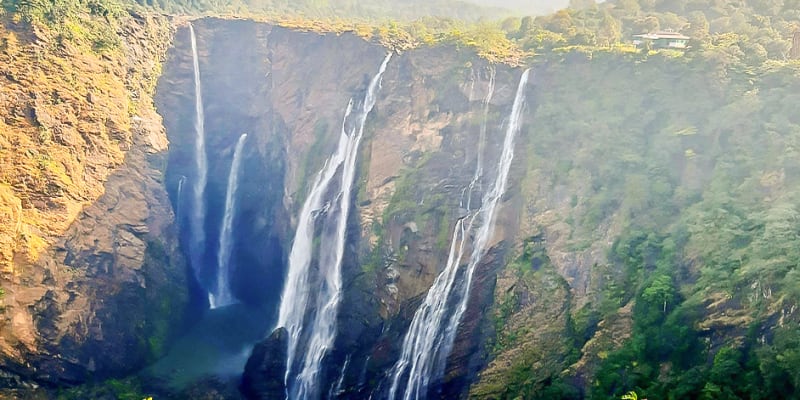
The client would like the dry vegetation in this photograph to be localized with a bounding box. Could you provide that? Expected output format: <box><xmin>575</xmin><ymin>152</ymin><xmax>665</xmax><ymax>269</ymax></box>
<box><xmin>0</xmin><ymin>11</ymin><xmax>171</xmax><ymax>273</ymax></box>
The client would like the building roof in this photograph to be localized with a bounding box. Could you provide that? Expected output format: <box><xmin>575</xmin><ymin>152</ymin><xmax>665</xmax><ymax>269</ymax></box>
<box><xmin>633</xmin><ymin>30</ymin><xmax>690</xmax><ymax>40</ymax></box>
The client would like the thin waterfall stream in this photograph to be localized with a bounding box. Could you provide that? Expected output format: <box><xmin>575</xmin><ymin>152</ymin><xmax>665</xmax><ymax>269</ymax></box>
<box><xmin>276</xmin><ymin>53</ymin><xmax>392</xmax><ymax>400</ymax></box>
<box><xmin>210</xmin><ymin>133</ymin><xmax>248</xmax><ymax>309</ymax></box>
<box><xmin>176</xmin><ymin>175</ymin><xmax>186</xmax><ymax>228</ymax></box>
<box><xmin>388</xmin><ymin>68</ymin><xmax>531</xmax><ymax>400</ymax></box>
<box><xmin>188</xmin><ymin>23</ymin><xmax>209</xmax><ymax>299</ymax></box>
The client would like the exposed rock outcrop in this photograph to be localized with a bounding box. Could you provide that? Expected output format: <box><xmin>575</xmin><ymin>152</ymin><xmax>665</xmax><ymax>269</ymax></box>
<box><xmin>0</xmin><ymin>13</ymin><xmax>190</xmax><ymax>389</ymax></box>
<box><xmin>158</xmin><ymin>19</ymin><xmax>532</xmax><ymax>398</ymax></box>
<box><xmin>241</xmin><ymin>327</ymin><xmax>288</xmax><ymax>399</ymax></box>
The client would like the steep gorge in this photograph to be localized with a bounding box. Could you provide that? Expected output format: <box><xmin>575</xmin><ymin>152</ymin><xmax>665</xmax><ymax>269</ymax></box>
<box><xmin>157</xmin><ymin>19</ymin><xmax>534</xmax><ymax>397</ymax></box>
<box><xmin>150</xmin><ymin>22</ymin><xmax>800</xmax><ymax>398</ymax></box>
<box><xmin>2</xmin><ymin>13</ymin><xmax>800</xmax><ymax>400</ymax></box>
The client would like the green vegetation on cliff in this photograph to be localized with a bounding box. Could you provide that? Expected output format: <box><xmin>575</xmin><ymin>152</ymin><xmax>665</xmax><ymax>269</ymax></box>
<box><xmin>190</xmin><ymin>0</ymin><xmax>799</xmax><ymax>65</ymax></box>
<box><xmin>1</xmin><ymin>0</ymin><xmax>187</xmax><ymax>391</ymax></box>
<box><xmin>2</xmin><ymin>0</ymin><xmax>800</xmax><ymax>396</ymax></box>
<box><xmin>132</xmin><ymin>0</ymin><xmax>505</xmax><ymax>21</ymax></box>
<box><xmin>0</xmin><ymin>0</ymin><xmax>172</xmax><ymax>269</ymax></box>
<box><xmin>473</xmin><ymin>40</ymin><xmax>800</xmax><ymax>399</ymax></box>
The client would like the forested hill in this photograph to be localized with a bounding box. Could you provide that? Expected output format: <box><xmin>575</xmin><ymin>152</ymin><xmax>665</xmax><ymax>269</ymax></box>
<box><xmin>127</xmin><ymin>0</ymin><xmax>510</xmax><ymax>21</ymax></box>
<box><xmin>515</xmin><ymin>0</ymin><xmax>799</xmax><ymax>59</ymax></box>
<box><xmin>148</xmin><ymin>0</ymin><xmax>798</xmax><ymax>66</ymax></box>
<box><xmin>2</xmin><ymin>0</ymin><xmax>798</xmax><ymax>65</ymax></box>
<box><xmin>467</xmin><ymin>0</ymin><xmax>569</xmax><ymax>16</ymax></box>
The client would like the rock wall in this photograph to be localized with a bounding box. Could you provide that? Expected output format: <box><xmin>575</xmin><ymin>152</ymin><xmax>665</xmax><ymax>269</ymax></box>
<box><xmin>0</xmin><ymin>13</ymin><xmax>190</xmax><ymax>390</ymax></box>
<box><xmin>158</xmin><ymin>18</ymin><xmax>537</xmax><ymax>398</ymax></box>
<box><xmin>5</xmin><ymin>15</ymin><xmax>791</xmax><ymax>399</ymax></box>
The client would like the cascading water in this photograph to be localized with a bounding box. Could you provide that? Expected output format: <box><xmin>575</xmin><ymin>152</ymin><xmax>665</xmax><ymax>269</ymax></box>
<box><xmin>329</xmin><ymin>354</ymin><xmax>351</xmax><ymax>398</ymax></box>
<box><xmin>435</xmin><ymin>66</ymin><xmax>496</xmax><ymax>377</ymax></box>
<box><xmin>388</xmin><ymin>68</ymin><xmax>530</xmax><ymax>400</ymax></box>
<box><xmin>276</xmin><ymin>53</ymin><xmax>392</xmax><ymax>400</ymax></box>
<box><xmin>210</xmin><ymin>133</ymin><xmax>248</xmax><ymax>309</ymax></box>
<box><xmin>188</xmin><ymin>23</ymin><xmax>209</xmax><ymax>297</ymax></box>
<box><xmin>438</xmin><ymin>68</ymin><xmax>529</xmax><ymax>378</ymax></box>
<box><xmin>176</xmin><ymin>175</ymin><xmax>186</xmax><ymax>226</ymax></box>
<box><xmin>470</xmin><ymin>66</ymin><xmax>496</xmax><ymax>200</ymax></box>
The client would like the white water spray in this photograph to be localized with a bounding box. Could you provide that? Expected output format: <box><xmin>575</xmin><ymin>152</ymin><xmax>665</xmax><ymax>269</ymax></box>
<box><xmin>388</xmin><ymin>68</ymin><xmax>530</xmax><ymax>400</ymax></box>
<box><xmin>276</xmin><ymin>53</ymin><xmax>392</xmax><ymax>399</ymax></box>
<box><xmin>188</xmin><ymin>24</ymin><xmax>209</xmax><ymax>296</ymax></box>
<box><xmin>176</xmin><ymin>175</ymin><xmax>186</xmax><ymax>225</ymax></box>
<box><xmin>329</xmin><ymin>354</ymin><xmax>351</xmax><ymax>398</ymax></box>
<box><xmin>210</xmin><ymin>133</ymin><xmax>248</xmax><ymax>309</ymax></box>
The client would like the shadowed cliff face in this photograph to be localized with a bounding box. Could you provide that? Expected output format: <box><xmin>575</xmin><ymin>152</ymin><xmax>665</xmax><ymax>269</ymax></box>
<box><xmin>157</xmin><ymin>19</ymin><xmax>392</xmax><ymax>314</ymax></box>
<box><xmin>156</xmin><ymin>18</ymin><xmax>534</xmax><ymax>398</ymax></box>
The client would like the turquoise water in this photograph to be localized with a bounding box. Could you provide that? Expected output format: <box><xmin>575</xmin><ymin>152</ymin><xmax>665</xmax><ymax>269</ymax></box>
<box><xmin>143</xmin><ymin>303</ymin><xmax>272</xmax><ymax>391</ymax></box>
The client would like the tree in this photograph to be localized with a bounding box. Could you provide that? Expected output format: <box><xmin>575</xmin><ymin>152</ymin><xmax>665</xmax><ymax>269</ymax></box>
<box><xmin>702</xmin><ymin>347</ymin><xmax>744</xmax><ymax>400</ymax></box>
<box><xmin>545</xmin><ymin>9</ymin><xmax>577</xmax><ymax>36</ymax></box>
<box><xmin>621</xmin><ymin>391</ymin><xmax>638</xmax><ymax>400</ymax></box>
<box><xmin>513</xmin><ymin>15</ymin><xmax>533</xmax><ymax>40</ymax></box>
<box><xmin>638</xmin><ymin>0</ymin><xmax>656</xmax><ymax>11</ymax></box>
<box><xmin>749</xmin><ymin>0</ymin><xmax>785</xmax><ymax>16</ymax></box>
<box><xmin>519</xmin><ymin>15</ymin><xmax>533</xmax><ymax>34</ymax></box>
<box><xmin>642</xmin><ymin>274</ymin><xmax>674</xmax><ymax>313</ymax></box>
<box><xmin>632</xmin><ymin>16</ymin><xmax>660</xmax><ymax>34</ymax></box>
<box><xmin>598</xmin><ymin>10</ymin><xmax>622</xmax><ymax>46</ymax></box>
<box><xmin>686</xmin><ymin>10</ymin><xmax>710</xmax><ymax>44</ymax></box>
<box><xmin>500</xmin><ymin>16</ymin><xmax>520</xmax><ymax>34</ymax></box>
<box><xmin>616</xmin><ymin>0</ymin><xmax>641</xmax><ymax>15</ymax></box>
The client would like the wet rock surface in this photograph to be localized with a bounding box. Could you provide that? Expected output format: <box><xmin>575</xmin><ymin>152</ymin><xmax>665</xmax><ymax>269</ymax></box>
<box><xmin>241</xmin><ymin>328</ymin><xmax>288</xmax><ymax>399</ymax></box>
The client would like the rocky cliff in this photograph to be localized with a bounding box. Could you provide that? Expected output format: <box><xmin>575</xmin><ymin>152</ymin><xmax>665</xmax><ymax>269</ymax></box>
<box><xmin>0</xmin><ymin>12</ymin><xmax>190</xmax><ymax>392</ymax></box>
<box><xmin>156</xmin><ymin>19</ymin><xmax>530</xmax><ymax>398</ymax></box>
<box><xmin>167</xmin><ymin>22</ymin><xmax>800</xmax><ymax>399</ymax></box>
<box><xmin>3</xmin><ymin>13</ymin><xmax>800</xmax><ymax>400</ymax></box>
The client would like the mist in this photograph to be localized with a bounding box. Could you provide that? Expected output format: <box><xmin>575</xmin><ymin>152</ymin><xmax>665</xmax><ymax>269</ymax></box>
<box><xmin>465</xmin><ymin>0</ymin><xmax>570</xmax><ymax>15</ymax></box>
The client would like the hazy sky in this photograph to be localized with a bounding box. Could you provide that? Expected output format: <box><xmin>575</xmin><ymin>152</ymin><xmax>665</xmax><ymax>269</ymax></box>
<box><xmin>466</xmin><ymin>0</ymin><xmax>571</xmax><ymax>15</ymax></box>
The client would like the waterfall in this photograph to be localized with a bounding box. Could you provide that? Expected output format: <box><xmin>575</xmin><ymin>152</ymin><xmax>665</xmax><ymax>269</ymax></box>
<box><xmin>276</xmin><ymin>53</ymin><xmax>392</xmax><ymax>400</ymax></box>
<box><xmin>188</xmin><ymin>23</ymin><xmax>209</xmax><ymax>296</ymax></box>
<box><xmin>473</xmin><ymin>67</ymin><xmax>496</xmax><ymax>196</ymax></box>
<box><xmin>388</xmin><ymin>68</ymin><xmax>530</xmax><ymax>400</ymax></box>
<box><xmin>438</xmin><ymin>67</ymin><xmax>529</xmax><ymax>378</ymax></box>
<box><xmin>329</xmin><ymin>354</ymin><xmax>351</xmax><ymax>398</ymax></box>
<box><xmin>464</xmin><ymin>66</ymin><xmax>496</xmax><ymax>211</ymax></box>
<box><xmin>210</xmin><ymin>133</ymin><xmax>248</xmax><ymax>309</ymax></box>
<box><xmin>176</xmin><ymin>175</ymin><xmax>186</xmax><ymax>226</ymax></box>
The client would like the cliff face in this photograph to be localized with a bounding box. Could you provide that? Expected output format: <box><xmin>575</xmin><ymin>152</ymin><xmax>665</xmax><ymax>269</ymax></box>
<box><xmin>155</xmin><ymin>18</ymin><xmax>800</xmax><ymax>399</ymax></box>
<box><xmin>157</xmin><ymin>18</ymin><xmax>529</xmax><ymax>397</ymax></box>
<box><xmin>156</xmin><ymin>20</ymin><xmax>390</xmax><ymax>311</ymax></box>
<box><xmin>0</xmin><ymin>13</ymin><xmax>190</xmax><ymax>389</ymax></box>
<box><xmin>3</xmin><ymin>14</ymin><xmax>799</xmax><ymax>399</ymax></box>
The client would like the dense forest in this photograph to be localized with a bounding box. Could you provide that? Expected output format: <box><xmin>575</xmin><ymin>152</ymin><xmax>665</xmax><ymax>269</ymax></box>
<box><xmin>480</xmin><ymin>52</ymin><xmax>800</xmax><ymax>399</ymax></box>
<box><xmin>3</xmin><ymin>0</ymin><xmax>798</xmax><ymax>64</ymax></box>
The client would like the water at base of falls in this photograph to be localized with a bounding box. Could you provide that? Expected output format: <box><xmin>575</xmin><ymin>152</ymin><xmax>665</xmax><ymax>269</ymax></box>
<box><xmin>143</xmin><ymin>303</ymin><xmax>272</xmax><ymax>392</ymax></box>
